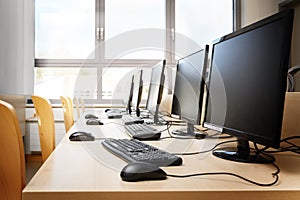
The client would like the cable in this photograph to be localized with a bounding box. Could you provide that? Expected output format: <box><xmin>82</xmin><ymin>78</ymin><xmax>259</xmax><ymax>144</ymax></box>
<box><xmin>166</xmin><ymin>162</ymin><xmax>280</xmax><ymax>187</ymax></box>
<box><xmin>173</xmin><ymin>140</ymin><xmax>238</xmax><ymax>155</ymax></box>
<box><xmin>254</xmin><ymin>136</ymin><xmax>300</xmax><ymax>155</ymax></box>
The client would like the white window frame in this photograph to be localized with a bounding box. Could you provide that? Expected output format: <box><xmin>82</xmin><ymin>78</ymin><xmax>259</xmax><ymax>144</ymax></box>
<box><xmin>34</xmin><ymin>0</ymin><xmax>241</xmax><ymax>104</ymax></box>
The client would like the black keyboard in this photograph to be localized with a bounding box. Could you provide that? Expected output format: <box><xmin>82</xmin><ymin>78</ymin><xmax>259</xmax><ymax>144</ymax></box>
<box><xmin>122</xmin><ymin>115</ymin><xmax>144</xmax><ymax>125</ymax></box>
<box><xmin>124</xmin><ymin>123</ymin><xmax>161</xmax><ymax>140</ymax></box>
<box><xmin>102</xmin><ymin>138</ymin><xmax>183</xmax><ymax>166</ymax></box>
<box><xmin>106</xmin><ymin>112</ymin><xmax>123</xmax><ymax>119</ymax></box>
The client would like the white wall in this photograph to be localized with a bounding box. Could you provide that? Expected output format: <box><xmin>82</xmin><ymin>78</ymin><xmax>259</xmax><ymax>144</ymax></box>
<box><xmin>240</xmin><ymin>0</ymin><xmax>284</xmax><ymax>27</ymax></box>
<box><xmin>0</xmin><ymin>0</ymin><xmax>34</xmax><ymax>95</ymax></box>
<box><xmin>241</xmin><ymin>0</ymin><xmax>300</xmax><ymax>91</ymax></box>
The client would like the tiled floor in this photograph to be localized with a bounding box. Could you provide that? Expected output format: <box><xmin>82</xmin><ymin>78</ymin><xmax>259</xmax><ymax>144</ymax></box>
<box><xmin>25</xmin><ymin>154</ymin><xmax>43</xmax><ymax>184</ymax></box>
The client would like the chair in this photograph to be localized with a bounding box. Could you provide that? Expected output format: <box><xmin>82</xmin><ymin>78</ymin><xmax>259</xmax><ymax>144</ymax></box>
<box><xmin>74</xmin><ymin>97</ymin><xmax>81</xmax><ymax>119</ymax></box>
<box><xmin>0</xmin><ymin>100</ymin><xmax>26</xmax><ymax>200</ymax></box>
<box><xmin>60</xmin><ymin>96</ymin><xmax>75</xmax><ymax>132</ymax></box>
<box><xmin>79</xmin><ymin>97</ymin><xmax>85</xmax><ymax>114</ymax></box>
<box><xmin>31</xmin><ymin>96</ymin><xmax>56</xmax><ymax>162</ymax></box>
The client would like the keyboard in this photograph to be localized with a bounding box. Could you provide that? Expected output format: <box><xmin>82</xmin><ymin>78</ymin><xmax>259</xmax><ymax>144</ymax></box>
<box><xmin>122</xmin><ymin>115</ymin><xmax>144</xmax><ymax>125</ymax></box>
<box><xmin>106</xmin><ymin>112</ymin><xmax>123</xmax><ymax>119</ymax></box>
<box><xmin>124</xmin><ymin>123</ymin><xmax>161</xmax><ymax>140</ymax></box>
<box><xmin>102</xmin><ymin>138</ymin><xmax>183</xmax><ymax>166</ymax></box>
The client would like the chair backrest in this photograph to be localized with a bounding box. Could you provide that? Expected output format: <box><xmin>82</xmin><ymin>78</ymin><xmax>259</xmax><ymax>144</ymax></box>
<box><xmin>60</xmin><ymin>96</ymin><xmax>75</xmax><ymax>133</ymax></box>
<box><xmin>0</xmin><ymin>100</ymin><xmax>25</xmax><ymax>200</ymax></box>
<box><xmin>31</xmin><ymin>96</ymin><xmax>56</xmax><ymax>162</ymax></box>
<box><xmin>74</xmin><ymin>96</ymin><xmax>81</xmax><ymax>119</ymax></box>
<box><xmin>79</xmin><ymin>97</ymin><xmax>85</xmax><ymax>113</ymax></box>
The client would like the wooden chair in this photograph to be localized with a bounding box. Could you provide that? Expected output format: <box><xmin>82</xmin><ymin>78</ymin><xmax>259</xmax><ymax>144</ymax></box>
<box><xmin>74</xmin><ymin>96</ymin><xmax>81</xmax><ymax>119</ymax></box>
<box><xmin>67</xmin><ymin>97</ymin><xmax>75</xmax><ymax>121</ymax></box>
<box><xmin>79</xmin><ymin>97</ymin><xmax>85</xmax><ymax>114</ymax></box>
<box><xmin>60</xmin><ymin>96</ymin><xmax>75</xmax><ymax>133</ymax></box>
<box><xmin>74</xmin><ymin>96</ymin><xmax>85</xmax><ymax>119</ymax></box>
<box><xmin>0</xmin><ymin>100</ymin><xmax>26</xmax><ymax>200</ymax></box>
<box><xmin>31</xmin><ymin>96</ymin><xmax>56</xmax><ymax>162</ymax></box>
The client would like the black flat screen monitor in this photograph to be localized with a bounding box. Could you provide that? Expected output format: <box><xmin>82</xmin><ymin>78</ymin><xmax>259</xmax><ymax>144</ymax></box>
<box><xmin>171</xmin><ymin>47</ymin><xmax>209</xmax><ymax>137</ymax></box>
<box><xmin>204</xmin><ymin>9</ymin><xmax>294</xmax><ymax>163</ymax></box>
<box><xmin>126</xmin><ymin>75</ymin><xmax>134</xmax><ymax>115</ymax></box>
<box><xmin>146</xmin><ymin>60</ymin><xmax>166</xmax><ymax>124</ymax></box>
<box><xmin>131</xmin><ymin>70</ymin><xmax>143</xmax><ymax>117</ymax></box>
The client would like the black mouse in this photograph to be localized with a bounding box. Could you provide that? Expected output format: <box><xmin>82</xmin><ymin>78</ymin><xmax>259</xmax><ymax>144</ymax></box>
<box><xmin>86</xmin><ymin>119</ymin><xmax>104</xmax><ymax>125</ymax></box>
<box><xmin>69</xmin><ymin>131</ymin><xmax>95</xmax><ymax>141</ymax></box>
<box><xmin>105</xmin><ymin>108</ymin><xmax>111</xmax><ymax>113</ymax></box>
<box><xmin>85</xmin><ymin>114</ymin><xmax>98</xmax><ymax>119</ymax></box>
<box><xmin>120</xmin><ymin>162</ymin><xmax>167</xmax><ymax>182</ymax></box>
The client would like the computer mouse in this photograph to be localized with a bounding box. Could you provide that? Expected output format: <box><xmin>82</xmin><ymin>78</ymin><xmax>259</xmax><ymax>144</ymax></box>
<box><xmin>105</xmin><ymin>108</ymin><xmax>111</xmax><ymax>113</ymax></box>
<box><xmin>85</xmin><ymin>114</ymin><xmax>98</xmax><ymax>119</ymax></box>
<box><xmin>69</xmin><ymin>131</ymin><xmax>95</xmax><ymax>141</ymax></box>
<box><xmin>86</xmin><ymin>119</ymin><xmax>104</xmax><ymax>125</ymax></box>
<box><xmin>120</xmin><ymin>162</ymin><xmax>167</xmax><ymax>182</ymax></box>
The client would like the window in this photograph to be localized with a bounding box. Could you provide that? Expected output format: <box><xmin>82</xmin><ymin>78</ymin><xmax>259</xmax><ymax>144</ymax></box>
<box><xmin>175</xmin><ymin>0</ymin><xmax>233</xmax><ymax>58</ymax></box>
<box><xmin>35</xmin><ymin>67</ymin><xmax>98</xmax><ymax>99</ymax></box>
<box><xmin>35</xmin><ymin>0</ymin><xmax>96</xmax><ymax>59</ymax></box>
<box><xmin>34</xmin><ymin>0</ymin><xmax>237</xmax><ymax>104</ymax></box>
<box><xmin>105</xmin><ymin>0</ymin><xmax>166</xmax><ymax>59</ymax></box>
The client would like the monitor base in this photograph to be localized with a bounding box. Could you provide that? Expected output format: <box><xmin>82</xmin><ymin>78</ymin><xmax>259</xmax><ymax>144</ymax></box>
<box><xmin>172</xmin><ymin>129</ymin><xmax>206</xmax><ymax>139</ymax></box>
<box><xmin>213</xmin><ymin>140</ymin><xmax>275</xmax><ymax>164</ymax></box>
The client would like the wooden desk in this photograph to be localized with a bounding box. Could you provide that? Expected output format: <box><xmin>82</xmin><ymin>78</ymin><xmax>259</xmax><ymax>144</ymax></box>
<box><xmin>22</xmin><ymin>113</ymin><xmax>300</xmax><ymax>200</ymax></box>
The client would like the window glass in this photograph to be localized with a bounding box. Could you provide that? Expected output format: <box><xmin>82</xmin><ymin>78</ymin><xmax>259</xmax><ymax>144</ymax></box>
<box><xmin>105</xmin><ymin>0</ymin><xmax>166</xmax><ymax>59</ymax></box>
<box><xmin>35</xmin><ymin>0</ymin><xmax>95</xmax><ymax>59</ymax></box>
<box><xmin>34</xmin><ymin>67</ymin><xmax>98</xmax><ymax>99</ymax></box>
<box><xmin>175</xmin><ymin>0</ymin><xmax>233</xmax><ymax>58</ymax></box>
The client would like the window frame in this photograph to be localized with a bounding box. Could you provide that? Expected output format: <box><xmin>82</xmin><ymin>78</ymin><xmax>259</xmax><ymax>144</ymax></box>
<box><xmin>34</xmin><ymin>0</ymin><xmax>241</xmax><ymax>104</ymax></box>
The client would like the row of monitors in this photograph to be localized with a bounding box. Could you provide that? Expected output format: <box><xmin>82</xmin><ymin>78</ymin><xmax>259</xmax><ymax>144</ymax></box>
<box><xmin>127</xmin><ymin>9</ymin><xmax>294</xmax><ymax>164</ymax></box>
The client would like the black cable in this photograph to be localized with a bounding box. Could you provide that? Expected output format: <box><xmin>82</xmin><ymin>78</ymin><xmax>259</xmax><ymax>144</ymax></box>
<box><xmin>157</xmin><ymin>122</ymin><xmax>172</xmax><ymax>133</ymax></box>
<box><xmin>173</xmin><ymin>140</ymin><xmax>238</xmax><ymax>155</ymax></box>
<box><xmin>254</xmin><ymin>136</ymin><xmax>300</xmax><ymax>155</ymax></box>
<box><xmin>281</xmin><ymin>135</ymin><xmax>300</xmax><ymax>143</ymax></box>
<box><xmin>166</xmin><ymin>162</ymin><xmax>280</xmax><ymax>187</ymax></box>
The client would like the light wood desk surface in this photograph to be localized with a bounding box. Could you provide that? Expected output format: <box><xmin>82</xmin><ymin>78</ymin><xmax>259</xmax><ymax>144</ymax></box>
<box><xmin>23</xmin><ymin>112</ymin><xmax>300</xmax><ymax>200</ymax></box>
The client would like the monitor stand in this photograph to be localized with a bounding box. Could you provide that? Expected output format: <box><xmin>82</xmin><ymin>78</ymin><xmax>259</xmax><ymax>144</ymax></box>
<box><xmin>172</xmin><ymin>123</ymin><xmax>206</xmax><ymax>139</ymax></box>
<box><xmin>212</xmin><ymin>138</ymin><xmax>275</xmax><ymax>164</ymax></box>
<box><xmin>146</xmin><ymin>110</ymin><xmax>167</xmax><ymax>125</ymax></box>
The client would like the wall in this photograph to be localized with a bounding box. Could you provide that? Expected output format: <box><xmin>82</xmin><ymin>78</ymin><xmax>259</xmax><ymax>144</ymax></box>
<box><xmin>240</xmin><ymin>0</ymin><xmax>284</xmax><ymax>27</ymax></box>
<box><xmin>241</xmin><ymin>0</ymin><xmax>300</xmax><ymax>91</ymax></box>
<box><xmin>0</xmin><ymin>0</ymin><xmax>34</xmax><ymax>95</ymax></box>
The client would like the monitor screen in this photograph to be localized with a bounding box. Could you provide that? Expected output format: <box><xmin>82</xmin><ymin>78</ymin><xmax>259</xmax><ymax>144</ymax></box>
<box><xmin>146</xmin><ymin>60</ymin><xmax>166</xmax><ymax>124</ymax></box>
<box><xmin>204</xmin><ymin>9</ymin><xmax>294</xmax><ymax>163</ymax></box>
<box><xmin>131</xmin><ymin>70</ymin><xmax>143</xmax><ymax>117</ymax></box>
<box><xmin>171</xmin><ymin>47</ymin><xmax>209</xmax><ymax>137</ymax></box>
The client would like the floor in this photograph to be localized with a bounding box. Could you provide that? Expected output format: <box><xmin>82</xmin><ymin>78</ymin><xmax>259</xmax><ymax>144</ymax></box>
<box><xmin>25</xmin><ymin>154</ymin><xmax>43</xmax><ymax>184</ymax></box>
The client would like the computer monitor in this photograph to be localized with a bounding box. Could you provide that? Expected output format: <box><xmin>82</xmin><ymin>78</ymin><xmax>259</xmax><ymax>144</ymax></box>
<box><xmin>146</xmin><ymin>60</ymin><xmax>166</xmax><ymax>124</ymax></box>
<box><xmin>171</xmin><ymin>46</ymin><xmax>209</xmax><ymax>137</ymax></box>
<box><xmin>131</xmin><ymin>69</ymin><xmax>143</xmax><ymax>117</ymax></box>
<box><xmin>204</xmin><ymin>9</ymin><xmax>294</xmax><ymax>163</ymax></box>
<box><xmin>125</xmin><ymin>75</ymin><xmax>134</xmax><ymax>115</ymax></box>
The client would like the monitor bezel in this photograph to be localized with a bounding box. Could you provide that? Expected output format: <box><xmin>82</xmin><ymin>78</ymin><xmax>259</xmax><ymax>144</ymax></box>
<box><xmin>135</xmin><ymin>69</ymin><xmax>143</xmax><ymax>117</ymax></box>
<box><xmin>172</xmin><ymin>46</ymin><xmax>209</xmax><ymax>126</ymax></box>
<box><xmin>126</xmin><ymin>75</ymin><xmax>135</xmax><ymax>115</ymax></box>
<box><xmin>204</xmin><ymin>9</ymin><xmax>294</xmax><ymax>148</ymax></box>
<box><xmin>145</xmin><ymin>60</ymin><xmax>166</xmax><ymax>117</ymax></box>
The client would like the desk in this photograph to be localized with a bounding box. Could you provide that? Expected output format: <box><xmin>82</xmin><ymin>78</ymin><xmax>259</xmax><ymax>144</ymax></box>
<box><xmin>22</xmin><ymin>112</ymin><xmax>300</xmax><ymax>200</ymax></box>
